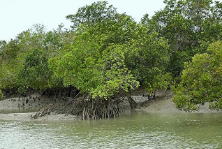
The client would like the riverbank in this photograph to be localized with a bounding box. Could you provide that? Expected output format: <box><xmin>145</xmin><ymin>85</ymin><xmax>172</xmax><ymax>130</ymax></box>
<box><xmin>0</xmin><ymin>93</ymin><xmax>82</xmax><ymax>121</ymax></box>
<box><xmin>0</xmin><ymin>90</ymin><xmax>221</xmax><ymax>121</ymax></box>
<box><xmin>136</xmin><ymin>90</ymin><xmax>222</xmax><ymax>114</ymax></box>
<box><xmin>0</xmin><ymin>113</ymin><xmax>80</xmax><ymax>121</ymax></box>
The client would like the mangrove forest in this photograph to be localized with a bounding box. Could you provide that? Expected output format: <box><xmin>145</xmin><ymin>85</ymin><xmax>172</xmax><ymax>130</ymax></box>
<box><xmin>1</xmin><ymin>0</ymin><xmax>222</xmax><ymax>119</ymax></box>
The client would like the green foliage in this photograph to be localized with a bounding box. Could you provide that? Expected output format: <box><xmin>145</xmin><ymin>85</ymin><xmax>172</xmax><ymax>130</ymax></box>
<box><xmin>66</xmin><ymin>1</ymin><xmax>117</xmax><ymax>30</ymax></box>
<box><xmin>0</xmin><ymin>59</ymin><xmax>20</xmax><ymax>90</ymax></box>
<box><xmin>18</xmin><ymin>49</ymin><xmax>51</xmax><ymax>90</ymax></box>
<box><xmin>0</xmin><ymin>1</ymin><xmax>173</xmax><ymax>100</ymax></box>
<box><xmin>0</xmin><ymin>24</ymin><xmax>75</xmax><ymax>95</ymax></box>
<box><xmin>55</xmin><ymin>1</ymin><xmax>141</xmax><ymax>99</ymax></box>
<box><xmin>50</xmin><ymin>33</ymin><xmax>139</xmax><ymax>99</ymax></box>
<box><xmin>1</xmin><ymin>39</ymin><xmax>20</xmax><ymax>61</ymax></box>
<box><xmin>1</xmin><ymin>0</ymin><xmax>222</xmax><ymax>110</ymax></box>
<box><xmin>173</xmin><ymin>41</ymin><xmax>222</xmax><ymax>110</ymax></box>
<box><xmin>0</xmin><ymin>83</ymin><xmax>4</xmax><ymax>99</ymax></box>
<box><xmin>53</xmin><ymin>39</ymin><xmax>101</xmax><ymax>92</ymax></box>
<box><xmin>125</xmin><ymin>24</ymin><xmax>171</xmax><ymax>92</ymax></box>
<box><xmin>56</xmin><ymin>1</ymin><xmax>171</xmax><ymax>98</ymax></box>
<box><xmin>142</xmin><ymin>0</ymin><xmax>222</xmax><ymax>78</ymax></box>
<box><xmin>68</xmin><ymin>2</ymin><xmax>138</xmax><ymax>52</ymax></box>
<box><xmin>0</xmin><ymin>89</ymin><xmax>3</xmax><ymax>100</ymax></box>
<box><xmin>90</xmin><ymin>45</ymin><xmax>139</xmax><ymax>99</ymax></box>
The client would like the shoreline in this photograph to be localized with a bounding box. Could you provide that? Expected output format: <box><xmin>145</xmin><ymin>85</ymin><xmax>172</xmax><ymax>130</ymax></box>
<box><xmin>0</xmin><ymin>112</ymin><xmax>80</xmax><ymax>121</ymax></box>
<box><xmin>0</xmin><ymin>90</ymin><xmax>221</xmax><ymax>121</ymax></box>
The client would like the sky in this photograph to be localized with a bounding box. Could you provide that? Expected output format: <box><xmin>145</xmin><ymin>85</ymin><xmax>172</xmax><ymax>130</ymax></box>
<box><xmin>0</xmin><ymin>0</ymin><xmax>166</xmax><ymax>41</ymax></box>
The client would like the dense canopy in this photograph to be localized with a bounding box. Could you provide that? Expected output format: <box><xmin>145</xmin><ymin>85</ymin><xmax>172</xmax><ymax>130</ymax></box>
<box><xmin>1</xmin><ymin>0</ymin><xmax>222</xmax><ymax>115</ymax></box>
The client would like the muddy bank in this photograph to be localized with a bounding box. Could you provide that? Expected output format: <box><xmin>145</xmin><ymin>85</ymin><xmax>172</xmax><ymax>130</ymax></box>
<box><xmin>0</xmin><ymin>93</ymin><xmax>50</xmax><ymax>111</ymax></box>
<box><xmin>134</xmin><ymin>90</ymin><xmax>222</xmax><ymax>114</ymax></box>
<box><xmin>0</xmin><ymin>93</ymin><xmax>82</xmax><ymax>113</ymax></box>
<box><xmin>0</xmin><ymin>113</ymin><xmax>80</xmax><ymax>121</ymax></box>
<box><xmin>0</xmin><ymin>90</ymin><xmax>221</xmax><ymax>121</ymax></box>
<box><xmin>0</xmin><ymin>93</ymin><xmax>82</xmax><ymax>121</ymax></box>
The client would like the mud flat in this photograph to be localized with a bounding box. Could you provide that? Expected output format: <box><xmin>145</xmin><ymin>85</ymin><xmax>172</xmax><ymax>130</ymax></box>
<box><xmin>0</xmin><ymin>93</ymin><xmax>80</xmax><ymax>121</ymax></box>
<box><xmin>0</xmin><ymin>113</ymin><xmax>79</xmax><ymax>121</ymax></box>
<box><xmin>0</xmin><ymin>90</ymin><xmax>221</xmax><ymax>121</ymax></box>
<box><xmin>134</xmin><ymin>90</ymin><xmax>222</xmax><ymax>114</ymax></box>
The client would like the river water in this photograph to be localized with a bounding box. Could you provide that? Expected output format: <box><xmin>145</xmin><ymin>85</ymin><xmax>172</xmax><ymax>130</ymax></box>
<box><xmin>0</xmin><ymin>111</ymin><xmax>222</xmax><ymax>149</ymax></box>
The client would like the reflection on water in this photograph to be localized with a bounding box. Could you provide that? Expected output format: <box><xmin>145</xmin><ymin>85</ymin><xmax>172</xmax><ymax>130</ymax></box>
<box><xmin>0</xmin><ymin>112</ymin><xmax>222</xmax><ymax>148</ymax></box>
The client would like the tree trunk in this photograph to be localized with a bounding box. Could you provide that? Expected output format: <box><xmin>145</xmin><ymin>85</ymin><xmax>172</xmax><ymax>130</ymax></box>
<box><xmin>126</xmin><ymin>92</ymin><xmax>138</xmax><ymax>109</ymax></box>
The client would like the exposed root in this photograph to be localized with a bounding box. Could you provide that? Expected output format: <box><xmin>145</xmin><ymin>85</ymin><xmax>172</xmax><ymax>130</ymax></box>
<box><xmin>31</xmin><ymin>104</ymin><xmax>54</xmax><ymax>119</ymax></box>
<box><xmin>74</xmin><ymin>97</ymin><xmax>122</xmax><ymax>120</ymax></box>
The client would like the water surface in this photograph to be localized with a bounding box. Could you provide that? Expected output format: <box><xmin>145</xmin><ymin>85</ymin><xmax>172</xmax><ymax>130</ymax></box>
<box><xmin>0</xmin><ymin>112</ymin><xmax>222</xmax><ymax>148</ymax></box>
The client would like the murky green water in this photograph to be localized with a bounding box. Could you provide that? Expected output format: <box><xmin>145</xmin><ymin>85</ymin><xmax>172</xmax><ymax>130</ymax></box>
<box><xmin>0</xmin><ymin>112</ymin><xmax>222</xmax><ymax>149</ymax></box>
